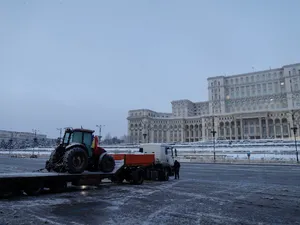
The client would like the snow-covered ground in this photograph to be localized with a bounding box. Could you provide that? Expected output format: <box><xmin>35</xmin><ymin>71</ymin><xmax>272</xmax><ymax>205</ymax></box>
<box><xmin>0</xmin><ymin>144</ymin><xmax>298</xmax><ymax>163</ymax></box>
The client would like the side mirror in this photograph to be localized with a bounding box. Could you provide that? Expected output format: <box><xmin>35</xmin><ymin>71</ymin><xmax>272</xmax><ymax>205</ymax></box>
<box><xmin>139</xmin><ymin>148</ymin><xmax>143</xmax><ymax>153</ymax></box>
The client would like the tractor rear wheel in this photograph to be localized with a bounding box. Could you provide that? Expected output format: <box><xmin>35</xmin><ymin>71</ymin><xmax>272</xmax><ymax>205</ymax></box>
<box><xmin>63</xmin><ymin>147</ymin><xmax>88</xmax><ymax>174</ymax></box>
<box><xmin>99</xmin><ymin>154</ymin><xmax>115</xmax><ymax>172</ymax></box>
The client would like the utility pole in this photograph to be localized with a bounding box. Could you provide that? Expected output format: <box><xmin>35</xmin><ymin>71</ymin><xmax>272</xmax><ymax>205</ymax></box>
<box><xmin>57</xmin><ymin>128</ymin><xmax>62</xmax><ymax>144</ymax></box>
<box><xmin>32</xmin><ymin>129</ymin><xmax>39</xmax><ymax>156</ymax></box>
<box><xmin>291</xmin><ymin>110</ymin><xmax>299</xmax><ymax>163</ymax></box>
<box><xmin>96</xmin><ymin>125</ymin><xmax>105</xmax><ymax>142</ymax></box>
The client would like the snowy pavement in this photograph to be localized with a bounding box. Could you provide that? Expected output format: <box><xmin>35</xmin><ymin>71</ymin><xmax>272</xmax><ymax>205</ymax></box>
<box><xmin>0</xmin><ymin>157</ymin><xmax>300</xmax><ymax>224</ymax></box>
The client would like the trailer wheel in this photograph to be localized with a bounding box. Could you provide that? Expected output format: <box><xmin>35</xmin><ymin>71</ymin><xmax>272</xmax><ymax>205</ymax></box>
<box><xmin>49</xmin><ymin>182</ymin><xmax>67</xmax><ymax>193</ymax></box>
<box><xmin>63</xmin><ymin>147</ymin><xmax>88</xmax><ymax>174</ymax></box>
<box><xmin>24</xmin><ymin>182</ymin><xmax>44</xmax><ymax>196</ymax></box>
<box><xmin>131</xmin><ymin>169</ymin><xmax>144</xmax><ymax>185</ymax></box>
<box><xmin>0</xmin><ymin>188</ymin><xmax>21</xmax><ymax>198</ymax></box>
<box><xmin>111</xmin><ymin>175</ymin><xmax>124</xmax><ymax>184</ymax></box>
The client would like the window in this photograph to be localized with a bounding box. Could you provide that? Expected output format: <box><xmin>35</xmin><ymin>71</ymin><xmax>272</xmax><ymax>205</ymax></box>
<box><xmin>256</xmin><ymin>75</ymin><xmax>260</xmax><ymax>81</ymax></box>
<box><xmin>268</xmin><ymin>83</ymin><xmax>272</xmax><ymax>92</ymax></box>
<box><xmin>235</xmin><ymin>78</ymin><xmax>239</xmax><ymax>84</ymax></box>
<box><xmin>246</xmin><ymin>86</ymin><xmax>250</xmax><ymax>95</ymax></box>
<box><xmin>251</xmin><ymin>76</ymin><xmax>254</xmax><ymax>82</ymax></box>
<box><xmin>274</xmin><ymin>81</ymin><xmax>278</xmax><ymax>92</ymax></box>
<box><xmin>251</xmin><ymin>85</ymin><xmax>255</xmax><ymax>96</ymax></box>
<box><xmin>246</xmin><ymin>77</ymin><xmax>249</xmax><ymax>82</ymax></box>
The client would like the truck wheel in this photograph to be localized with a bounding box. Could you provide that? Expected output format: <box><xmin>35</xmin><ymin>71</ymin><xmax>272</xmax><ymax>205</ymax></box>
<box><xmin>63</xmin><ymin>147</ymin><xmax>88</xmax><ymax>174</ymax></box>
<box><xmin>163</xmin><ymin>169</ymin><xmax>169</xmax><ymax>181</ymax></box>
<box><xmin>158</xmin><ymin>169</ymin><xmax>169</xmax><ymax>181</ymax></box>
<box><xmin>99</xmin><ymin>154</ymin><xmax>115</xmax><ymax>173</ymax></box>
<box><xmin>24</xmin><ymin>182</ymin><xmax>44</xmax><ymax>196</ymax></box>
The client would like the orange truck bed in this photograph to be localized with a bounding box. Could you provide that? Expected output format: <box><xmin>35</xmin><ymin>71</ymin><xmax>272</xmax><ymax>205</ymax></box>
<box><xmin>111</xmin><ymin>154</ymin><xmax>155</xmax><ymax>167</ymax></box>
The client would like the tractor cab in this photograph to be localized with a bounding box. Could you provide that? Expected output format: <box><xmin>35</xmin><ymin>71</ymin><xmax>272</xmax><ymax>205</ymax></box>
<box><xmin>62</xmin><ymin>128</ymin><xmax>94</xmax><ymax>157</ymax></box>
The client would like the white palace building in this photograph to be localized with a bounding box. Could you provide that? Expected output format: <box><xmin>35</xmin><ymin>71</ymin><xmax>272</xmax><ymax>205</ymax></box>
<box><xmin>127</xmin><ymin>63</ymin><xmax>300</xmax><ymax>143</ymax></box>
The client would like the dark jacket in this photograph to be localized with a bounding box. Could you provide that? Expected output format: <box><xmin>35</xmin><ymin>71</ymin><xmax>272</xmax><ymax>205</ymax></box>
<box><xmin>174</xmin><ymin>160</ymin><xmax>180</xmax><ymax>171</ymax></box>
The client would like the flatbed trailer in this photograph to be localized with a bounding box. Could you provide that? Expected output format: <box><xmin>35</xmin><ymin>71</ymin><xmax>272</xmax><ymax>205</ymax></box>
<box><xmin>0</xmin><ymin>159</ymin><xmax>125</xmax><ymax>197</ymax></box>
<box><xmin>0</xmin><ymin>151</ymin><xmax>174</xmax><ymax>198</ymax></box>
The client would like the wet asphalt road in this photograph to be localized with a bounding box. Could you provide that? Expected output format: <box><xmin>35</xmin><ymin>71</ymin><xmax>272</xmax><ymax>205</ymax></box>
<box><xmin>0</xmin><ymin>156</ymin><xmax>300</xmax><ymax>225</ymax></box>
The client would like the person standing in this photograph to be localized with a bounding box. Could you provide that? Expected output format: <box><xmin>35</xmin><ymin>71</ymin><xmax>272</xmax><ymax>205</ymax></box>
<box><xmin>174</xmin><ymin>160</ymin><xmax>181</xmax><ymax>179</ymax></box>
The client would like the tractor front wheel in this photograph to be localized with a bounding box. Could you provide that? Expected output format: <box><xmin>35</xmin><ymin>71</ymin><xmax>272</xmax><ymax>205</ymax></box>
<box><xmin>63</xmin><ymin>147</ymin><xmax>88</xmax><ymax>174</ymax></box>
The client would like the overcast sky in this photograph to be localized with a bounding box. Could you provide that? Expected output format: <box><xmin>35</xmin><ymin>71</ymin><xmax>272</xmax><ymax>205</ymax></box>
<box><xmin>1</xmin><ymin>0</ymin><xmax>299</xmax><ymax>138</ymax></box>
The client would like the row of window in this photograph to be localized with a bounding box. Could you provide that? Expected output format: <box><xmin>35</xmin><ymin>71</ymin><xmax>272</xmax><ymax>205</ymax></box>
<box><xmin>225</xmin><ymin>82</ymin><xmax>299</xmax><ymax>98</ymax></box>
<box><xmin>226</xmin><ymin>102</ymin><xmax>287</xmax><ymax>113</ymax></box>
<box><xmin>211</xmin><ymin>68</ymin><xmax>299</xmax><ymax>87</ymax></box>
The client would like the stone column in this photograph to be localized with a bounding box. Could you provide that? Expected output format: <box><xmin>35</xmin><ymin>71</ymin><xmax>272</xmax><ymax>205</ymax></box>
<box><xmin>259</xmin><ymin>117</ymin><xmax>262</xmax><ymax>139</ymax></box>
<box><xmin>181</xmin><ymin>123</ymin><xmax>185</xmax><ymax>142</ymax></box>
<box><xmin>202</xmin><ymin>118</ymin><xmax>206</xmax><ymax>141</ymax></box>
<box><xmin>266</xmin><ymin>119</ymin><xmax>269</xmax><ymax>138</ymax></box>
<box><xmin>229</xmin><ymin>123</ymin><xmax>232</xmax><ymax>140</ymax></box>
<box><xmin>240</xmin><ymin>118</ymin><xmax>243</xmax><ymax>139</ymax></box>
<box><xmin>235</xmin><ymin>119</ymin><xmax>238</xmax><ymax>140</ymax></box>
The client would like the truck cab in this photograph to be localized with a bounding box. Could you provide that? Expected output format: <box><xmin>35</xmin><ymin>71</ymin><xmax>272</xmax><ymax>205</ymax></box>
<box><xmin>139</xmin><ymin>143</ymin><xmax>175</xmax><ymax>167</ymax></box>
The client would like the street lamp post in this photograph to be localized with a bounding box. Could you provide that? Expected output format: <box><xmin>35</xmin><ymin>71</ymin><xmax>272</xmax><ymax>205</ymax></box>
<box><xmin>96</xmin><ymin>125</ymin><xmax>105</xmax><ymax>142</ymax></box>
<box><xmin>140</xmin><ymin>120</ymin><xmax>148</xmax><ymax>143</ymax></box>
<box><xmin>290</xmin><ymin>110</ymin><xmax>299</xmax><ymax>163</ymax></box>
<box><xmin>211</xmin><ymin>116</ymin><xmax>217</xmax><ymax>162</ymax></box>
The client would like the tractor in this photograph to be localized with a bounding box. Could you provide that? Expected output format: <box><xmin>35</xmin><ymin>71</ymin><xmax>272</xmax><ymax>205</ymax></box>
<box><xmin>45</xmin><ymin>128</ymin><xmax>115</xmax><ymax>174</ymax></box>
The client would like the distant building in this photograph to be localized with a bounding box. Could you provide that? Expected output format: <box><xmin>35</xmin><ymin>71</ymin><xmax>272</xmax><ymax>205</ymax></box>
<box><xmin>0</xmin><ymin>130</ymin><xmax>47</xmax><ymax>142</ymax></box>
<box><xmin>127</xmin><ymin>62</ymin><xmax>300</xmax><ymax>143</ymax></box>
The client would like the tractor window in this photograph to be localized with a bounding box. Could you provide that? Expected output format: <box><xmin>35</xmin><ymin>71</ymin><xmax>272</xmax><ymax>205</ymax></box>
<box><xmin>70</xmin><ymin>132</ymin><xmax>83</xmax><ymax>143</ymax></box>
<box><xmin>63</xmin><ymin>132</ymin><xmax>71</xmax><ymax>144</ymax></box>
<box><xmin>83</xmin><ymin>132</ymin><xmax>92</xmax><ymax>147</ymax></box>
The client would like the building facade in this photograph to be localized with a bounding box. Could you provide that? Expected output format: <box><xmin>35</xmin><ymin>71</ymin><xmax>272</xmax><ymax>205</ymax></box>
<box><xmin>127</xmin><ymin>63</ymin><xmax>300</xmax><ymax>143</ymax></box>
<box><xmin>0</xmin><ymin>130</ymin><xmax>47</xmax><ymax>142</ymax></box>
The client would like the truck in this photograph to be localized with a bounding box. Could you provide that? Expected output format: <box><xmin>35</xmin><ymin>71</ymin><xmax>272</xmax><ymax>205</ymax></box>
<box><xmin>0</xmin><ymin>128</ymin><xmax>176</xmax><ymax>198</ymax></box>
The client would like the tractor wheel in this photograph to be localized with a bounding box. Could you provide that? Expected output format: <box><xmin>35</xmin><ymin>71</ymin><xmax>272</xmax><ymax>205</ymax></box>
<box><xmin>99</xmin><ymin>154</ymin><xmax>115</xmax><ymax>173</ymax></box>
<box><xmin>63</xmin><ymin>147</ymin><xmax>88</xmax><ymax>174</ymax></box>
<box><xmin>46</xmin><ymin>149</ymin><xmax>61</xmax><ymax>172</ymax></box>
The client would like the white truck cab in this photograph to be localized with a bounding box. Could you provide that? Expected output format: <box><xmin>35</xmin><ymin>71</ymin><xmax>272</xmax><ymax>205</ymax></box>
<box><xmin>139</xmin><ymin>143</ymin><xmax>176</xmax><ymax>166</ymax></box>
